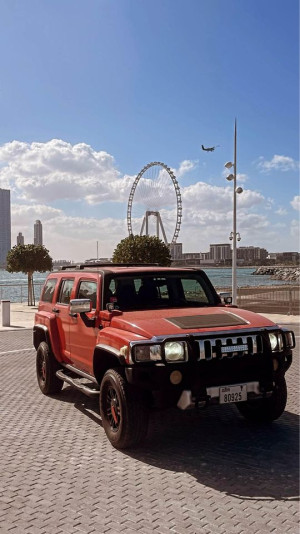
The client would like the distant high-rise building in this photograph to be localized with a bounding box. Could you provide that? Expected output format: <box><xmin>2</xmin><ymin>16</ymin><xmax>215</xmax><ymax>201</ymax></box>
<box><xmin>210</xmin><ymin>243</ymin><xmax>231</xmax><ymax>262</ymax></box>
<box><xmin>17</xmin><ymin>232</ymin><xmax>24</xmax><ymax>246</ymax></box>
<box><xmin>0</xmin><ymin>188</ymin><xmax>11</xmax><ymax>266</ymax></box>
<box><xmin>34</xmin><ymin>220</ymin><xmax>43</xmax><ymax>245</ymax></box>
<box><xmin>237</xmin><ymin>246</ymin><xmax>268</xmax><ymax>262</ymax></box>
<box><xmin>169</xmin><ymin>242</ymin><xmax>183</xmax><ymax>260</ymax></box>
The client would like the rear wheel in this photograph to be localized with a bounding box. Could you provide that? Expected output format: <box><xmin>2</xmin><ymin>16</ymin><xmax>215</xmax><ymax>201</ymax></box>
<box><xmin>236</xmin><ymin>377</ymin><xmax>287</xmax><ymax>423</ymax></box>
<box><xmin>100</xmin><ymin>369</ymin><xmax>149</xmax><ymax>449</ymax></box>
<box><xmin>36</xmin><ymin>341</ymin><xmax>63</xmax><ymax>395</ymax></box>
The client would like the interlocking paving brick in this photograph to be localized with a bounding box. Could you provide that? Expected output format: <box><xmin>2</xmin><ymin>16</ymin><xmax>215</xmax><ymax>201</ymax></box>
<box><xmin>0</xmin><ymin>326</ymin><xmax>299</xmax><ymax>533</ymax></box>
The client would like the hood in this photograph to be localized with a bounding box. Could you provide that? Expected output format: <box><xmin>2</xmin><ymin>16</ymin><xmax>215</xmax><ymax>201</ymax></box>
<box><xmin>110</xmin><ymin>306</ymin><xmax>277</xmax><ymax>339</ymax></box>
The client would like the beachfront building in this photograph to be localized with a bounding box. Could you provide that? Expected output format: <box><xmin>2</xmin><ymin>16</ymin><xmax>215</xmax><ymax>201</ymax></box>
<box><xmin>274</xmin><ymin>251</ymin><xmax>299</xmax><ymax>264</ymax></box>
<box><xmin>209</xmin><ymin>243</ymin><xmax>231</xmax><ymax>263</ymax></box>
<box><xmin>34</xmin><ymin>220</ymin><xmax>43</xmax><ymax>246</ymax></box>
<box><xmin>17</xmin><ymin>232</ymin><xmax>24</xmax><ymax>245</ymax></box>
<box><xmin>0</xmin><ymin>188</ymin><xmax>11</xmax><ymax>266</ymax></box>
<box><xmin>237</xmin><ymin>246</ymin><xmax>268</xmax><ymax>263</ymax></box>
<box><xmin>169</xmin><ymin>242</ymin><xmax>183</xmax><ymax>260</ymax></box>
<box><xmin>182</xmin><ymin>252</ymin><xmax>201</xmax><ymax>265</ymax></box>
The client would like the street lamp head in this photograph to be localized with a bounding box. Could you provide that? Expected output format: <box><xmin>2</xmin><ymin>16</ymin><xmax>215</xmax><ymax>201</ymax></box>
<box><xmin>224</xmin><ymin>161</ymin><xmax>233</xmax><ymax>169</ymax></box>
<box><xmin>226</xmin><ymin>174</ymin><xmax>234</xmax><ymax>181</ymax></box>
<box><xmin>236</xmin><ymin>186</ymin><xmax>243</xmax><ymax>194</ymax></box>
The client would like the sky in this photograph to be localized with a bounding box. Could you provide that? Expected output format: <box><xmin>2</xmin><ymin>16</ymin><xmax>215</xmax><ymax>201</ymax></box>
<box><xmin>0</xmin><ymin>0</ymin><xmax>299</xmax><ymax>261</ymax></box>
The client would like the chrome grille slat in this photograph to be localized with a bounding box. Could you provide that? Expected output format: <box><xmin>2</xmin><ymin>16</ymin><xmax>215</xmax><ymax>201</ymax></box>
<box><xmin>197</xmin><ymin>334</ymin><xmax>262</xmax><ymax>360</ymax></box>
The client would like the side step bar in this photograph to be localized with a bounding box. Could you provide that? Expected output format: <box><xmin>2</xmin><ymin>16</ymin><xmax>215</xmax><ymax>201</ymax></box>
<box><xmin>56</xmin><ymin>369</ymin><xmax>100</xmax><ymax>397</ymax></box>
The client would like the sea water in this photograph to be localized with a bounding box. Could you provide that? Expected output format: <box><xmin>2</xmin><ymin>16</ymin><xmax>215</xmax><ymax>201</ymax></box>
<box><xmin>0</xmin><ymin>267</ymin><xmax>293</xmax><ymax>303</ymax></box>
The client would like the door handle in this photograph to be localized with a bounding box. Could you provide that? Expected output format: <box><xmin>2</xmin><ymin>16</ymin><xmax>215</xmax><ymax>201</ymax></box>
<box><xmin>52</xmin><ymin>307</ymin><xmax>60</xmax><ymax>313</ymax></box>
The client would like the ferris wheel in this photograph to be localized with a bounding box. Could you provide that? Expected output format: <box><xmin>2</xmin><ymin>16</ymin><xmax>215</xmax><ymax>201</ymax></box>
<box><xmin>127</xmin><ymin>161</ymin><xmax>182</xmax><ymax>245</ymax></box>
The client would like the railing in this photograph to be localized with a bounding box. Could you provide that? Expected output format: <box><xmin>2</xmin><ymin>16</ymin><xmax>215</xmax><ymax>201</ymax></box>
<box><xmin>1</xmin><ymin>282</ymin><xmax>299</xmax><ymax>314</ymax></box>
<box><xmin>236</xmin><ymin>285</ymin><xmax>300</xmax><ymax>315</ymax></box>
<box><xmin>0</xmin><ymin>283</ymin><xmax>44</xmax><ymax>304</ymax></box>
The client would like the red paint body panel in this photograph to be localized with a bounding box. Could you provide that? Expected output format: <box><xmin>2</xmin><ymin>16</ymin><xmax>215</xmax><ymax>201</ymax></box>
<box><xmin>108</xmin><ymin>307</ymin><xmax>276</xmax><ymax>341</ymax></box>
<box><xmin>34</xmin><ymin>266</ymin><xmax>279</xmax><ymax>368</ymax></box>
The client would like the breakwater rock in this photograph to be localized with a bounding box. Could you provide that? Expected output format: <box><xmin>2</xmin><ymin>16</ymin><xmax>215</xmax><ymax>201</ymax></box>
<box><xmin>253</xmin><ymin>266</ymin><xmax>300</xmax><ymax>282</ymax></box>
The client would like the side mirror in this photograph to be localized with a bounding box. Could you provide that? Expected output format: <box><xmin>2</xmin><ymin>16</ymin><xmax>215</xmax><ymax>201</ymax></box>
<box><xmin>69</xmin><ymin>299</ymin><xmax>92</xmax><ymax>314</ymax></box>
<box><xmin>219</xmin><ymin>292</ymin><xmax>232</xmax><ymax>305</ymax></box>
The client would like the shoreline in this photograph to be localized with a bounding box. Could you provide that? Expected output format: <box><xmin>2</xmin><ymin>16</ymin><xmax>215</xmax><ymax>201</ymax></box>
<box><xmin>252</xmin><ymin>266</ymin><xmax>300</xmax><ymax>283</ymax></box>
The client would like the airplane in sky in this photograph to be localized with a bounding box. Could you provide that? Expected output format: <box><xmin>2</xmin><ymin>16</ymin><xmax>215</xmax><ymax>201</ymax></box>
<box><xmin>201</xmin><ymin>144</ymin><xmax>220</xmax><ymax>152</ymax></box>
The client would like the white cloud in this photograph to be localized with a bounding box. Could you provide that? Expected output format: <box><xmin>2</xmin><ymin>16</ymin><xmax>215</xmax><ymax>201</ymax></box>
<box><xmin>0</xmin><ymin>139</ymin><xmax>126</xmax><ymax>204</ymax></box>
<box><xmin>12</xmin><ymin>203</ymin><xmax>62</xmax><ymax>224</ymax></box>
<box><xmin>176</xmin><ymin>160</ymin><xmax>197</xmax><ymax>178</ymax></box>
<box><xmin>236</xmin><ymin>173</ymin><xmax>248</xmax><ymax>183</ymax></box>
<box><xmin>291</xmin><ymin>195</ymin><xmax>300</xmax><ymax>211</ymax></box>
<box><xmin>2</xmin><ymin>138</ymin><xmax>298</xmax><ymax>259</ymax></box>
<box><xmin>275</xmin><ymin>207</ymin><xmax>288</xmax><ymax>216</ymax></box>
<box><xmin>182</xmin><ymin>182</ymin><xmax>263</xmax><ymax>211</ymax></box>
<box><xmin>10</xmin><ymin>202</ymin><xmax>128</xmax><ymax>259</ymax></box>
<box><xmin>290</xmin><ymin>219</ymin><xmax>300</xmax><ymax>242</ymax></box>
<box><xmin>257</xmin><ymin>154</ymin><xmax>299</xmax><ymax>173</ymax></box>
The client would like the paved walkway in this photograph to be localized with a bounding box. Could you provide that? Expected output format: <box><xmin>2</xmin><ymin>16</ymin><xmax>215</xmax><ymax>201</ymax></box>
<box><xmin>0</xmin><ymin>301</ymin><xmax>299</xmax><ymax>331</ymax></box>
<box><xmin>0</xmin><ymin>328</ymin><xmax>299</xmax><ymax>533</ymax></box>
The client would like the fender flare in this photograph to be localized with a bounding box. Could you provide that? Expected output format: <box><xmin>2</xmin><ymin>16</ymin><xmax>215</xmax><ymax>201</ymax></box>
<box><xmin>33</xmin><ymin>323</ymin><xmax>61</xmax><ymax>361</ymax></box>
<box><xmin>93</xmin><ymin>344</ymin><xmax>126</xmax><ymax>384</ymax></box>
<box><xmin>33</xmin><ymin>324</ymin><xmax>50</xmax><ymax>349</ymax></box>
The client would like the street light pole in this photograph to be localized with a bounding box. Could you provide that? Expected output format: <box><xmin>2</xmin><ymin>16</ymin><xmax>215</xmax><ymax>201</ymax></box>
<box><xmin>232</xmin><ymin>119</ymin><xmax>237</xmax><ymax>305</ymax></box>
<box><xmin>225</xmin><ymin>119</ymin><xmax>242</xmax><ymax>306</ymax></box>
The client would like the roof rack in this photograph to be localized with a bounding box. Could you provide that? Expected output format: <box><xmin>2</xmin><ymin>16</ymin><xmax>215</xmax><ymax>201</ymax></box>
<box><xmin>60</xmin><ymin>262</ymin><xmax>160</xmax><ymax>271</ymax></box>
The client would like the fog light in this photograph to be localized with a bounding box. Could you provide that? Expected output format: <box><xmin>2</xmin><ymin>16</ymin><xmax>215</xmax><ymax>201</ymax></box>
<box><xmin>170</xmin><ymin>370</ymin><xmax>182</xmax><ymax>385</ymax></box>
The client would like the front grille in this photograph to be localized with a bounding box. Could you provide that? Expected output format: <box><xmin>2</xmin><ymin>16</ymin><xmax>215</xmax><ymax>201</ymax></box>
<box><xmin>197</xmin><ymin>334</ymin><xmax>263</xmax><ymax>360</ymax></box>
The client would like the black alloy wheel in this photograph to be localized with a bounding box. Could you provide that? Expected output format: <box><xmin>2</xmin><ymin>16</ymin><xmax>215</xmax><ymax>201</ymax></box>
<box><xmin>36</xmin><ymin>341</ymin><xmax>63</xmax><ymax>395</ymax></box>
<box><xmin>100</xmin><ymin>369</ymin><xmax>149</xmax><ymax>449</ymax></box>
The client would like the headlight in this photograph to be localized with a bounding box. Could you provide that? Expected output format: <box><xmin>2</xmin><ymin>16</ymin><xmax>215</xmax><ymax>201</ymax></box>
<box><xmin>164</xmin><ymin>341</ymin><xmax>187</xmax><ymax>362</ymax></box>
<box><xmin>134</xmin><ymin>344</ymin><xmax>162</xmax><ymax>362</ymax></box>
<box><xmin>284</xmin><ymin>331</ymin><xmax>295</xmax><ymax>348</ymax></box>
<box><xmin>268</xmin><ymin>333</ymin><xmax>283</xmax><ymax>352</ymax></box>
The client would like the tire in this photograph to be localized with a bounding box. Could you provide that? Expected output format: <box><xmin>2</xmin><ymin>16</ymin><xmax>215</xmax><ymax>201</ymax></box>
<box><xmin>236</xmin><ymin>377</ymin><xmax>287</xmax><ymax>423</ymax></box>
<box><xmin>36</xmin><ymin>341</ymin><xmax>63</xmax><ymax>395</ymax></box>
<box><xmin>99</xmin><ymin>369</ymin><xmax>149</xmax><ymax>449</ymax></box>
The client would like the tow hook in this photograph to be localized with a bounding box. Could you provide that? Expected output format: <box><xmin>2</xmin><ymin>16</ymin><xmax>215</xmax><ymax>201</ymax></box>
<box><xmin>177</xmin><ymin>390</ymin><xmax>195</xmax><ymax>410</ymax></box>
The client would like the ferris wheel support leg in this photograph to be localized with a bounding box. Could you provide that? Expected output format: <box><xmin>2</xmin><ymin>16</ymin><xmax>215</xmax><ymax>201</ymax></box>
<box><xmin>158</xmin><ymin>213</ymin><xmax>168</xmax><ymax>245</ymax></box>
<box><xmin>140</xmin><ymin>216</ymin><xmax>146</xmax><ymax>236</ymax></box>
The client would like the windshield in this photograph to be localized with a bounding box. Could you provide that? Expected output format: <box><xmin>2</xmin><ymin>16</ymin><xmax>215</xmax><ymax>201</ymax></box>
<box><xmin>104</xmin><ymin>272</ymin><xmax>218</xmax><ymax>311</ymax></box>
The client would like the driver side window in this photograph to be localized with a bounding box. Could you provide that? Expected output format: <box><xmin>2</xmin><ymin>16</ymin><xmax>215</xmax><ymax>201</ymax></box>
<box><xmin>181</xmin><ymin>279</ymin><xmax>209</xmax><ymax>304</ymax></box>
<box><xmin>57</xmin><ymin>279</ymin><xmax>74</xmax><ymax>305</ymax></box>
<box><xmin>77</xmin><ymin>280</ymin><xmax>97</xmax><ymax>309</ymax></box>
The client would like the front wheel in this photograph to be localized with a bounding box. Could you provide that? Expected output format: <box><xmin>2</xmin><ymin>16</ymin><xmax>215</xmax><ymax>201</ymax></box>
<box><xmin>236</xmin><ymin>377</ymin><xmax>287</xmax><ymax>423</ymax></box>
<box><xmin>100</xmin><ymin>369</ymin><xmax>149</xmax><ymax>449</ymax></box>
<box><xmin>36</xmin><ymin>341</ymin><xmax>63</xmax><ymax>395</ymax></box>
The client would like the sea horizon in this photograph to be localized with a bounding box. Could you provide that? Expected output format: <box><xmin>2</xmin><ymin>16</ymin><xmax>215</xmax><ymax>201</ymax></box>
<box><xmin>0</xmin><ymin>267</ymin><xmax>297</xmax><ymax>304</ymax></box>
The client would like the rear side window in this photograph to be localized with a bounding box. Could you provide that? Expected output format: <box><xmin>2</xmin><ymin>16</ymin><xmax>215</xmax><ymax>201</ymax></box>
<box><xmin>57</xmin><ymin>279</ymin><xmax>74</xmax><ymax>305</ymax></box>
<box><xmin>41</xmin><ymin>279</ymin><xmax>57</xmax><ymax>303</ymax></box>
<box><xmin>77</xmin><ymin>280</ymin><xmax>97</xmax><ymax>309</ymax></box>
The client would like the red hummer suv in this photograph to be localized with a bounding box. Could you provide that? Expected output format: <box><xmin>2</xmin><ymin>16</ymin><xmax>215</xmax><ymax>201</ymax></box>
<box><xmin>34</xmin><ymin>263</ymin><xmax>295</xmax><ymax>449</ymax></box>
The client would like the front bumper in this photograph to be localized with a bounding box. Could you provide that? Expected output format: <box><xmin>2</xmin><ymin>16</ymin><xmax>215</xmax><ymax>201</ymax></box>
<box><xmin>176</xmin><ymin>381</ymin><xmax>271</xmax><ymax>410</ymax></box>
<box><xmin>125</xmin><ymin>345</ymin><xmax>292</xmax><ymax>409</ymax></box>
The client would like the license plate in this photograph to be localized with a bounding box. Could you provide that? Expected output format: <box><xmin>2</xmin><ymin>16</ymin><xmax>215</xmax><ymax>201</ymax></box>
<box><xmin>219</xmin><ymin>384</ymin><xmax>247</xmax><ymax>404</ymax></box>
